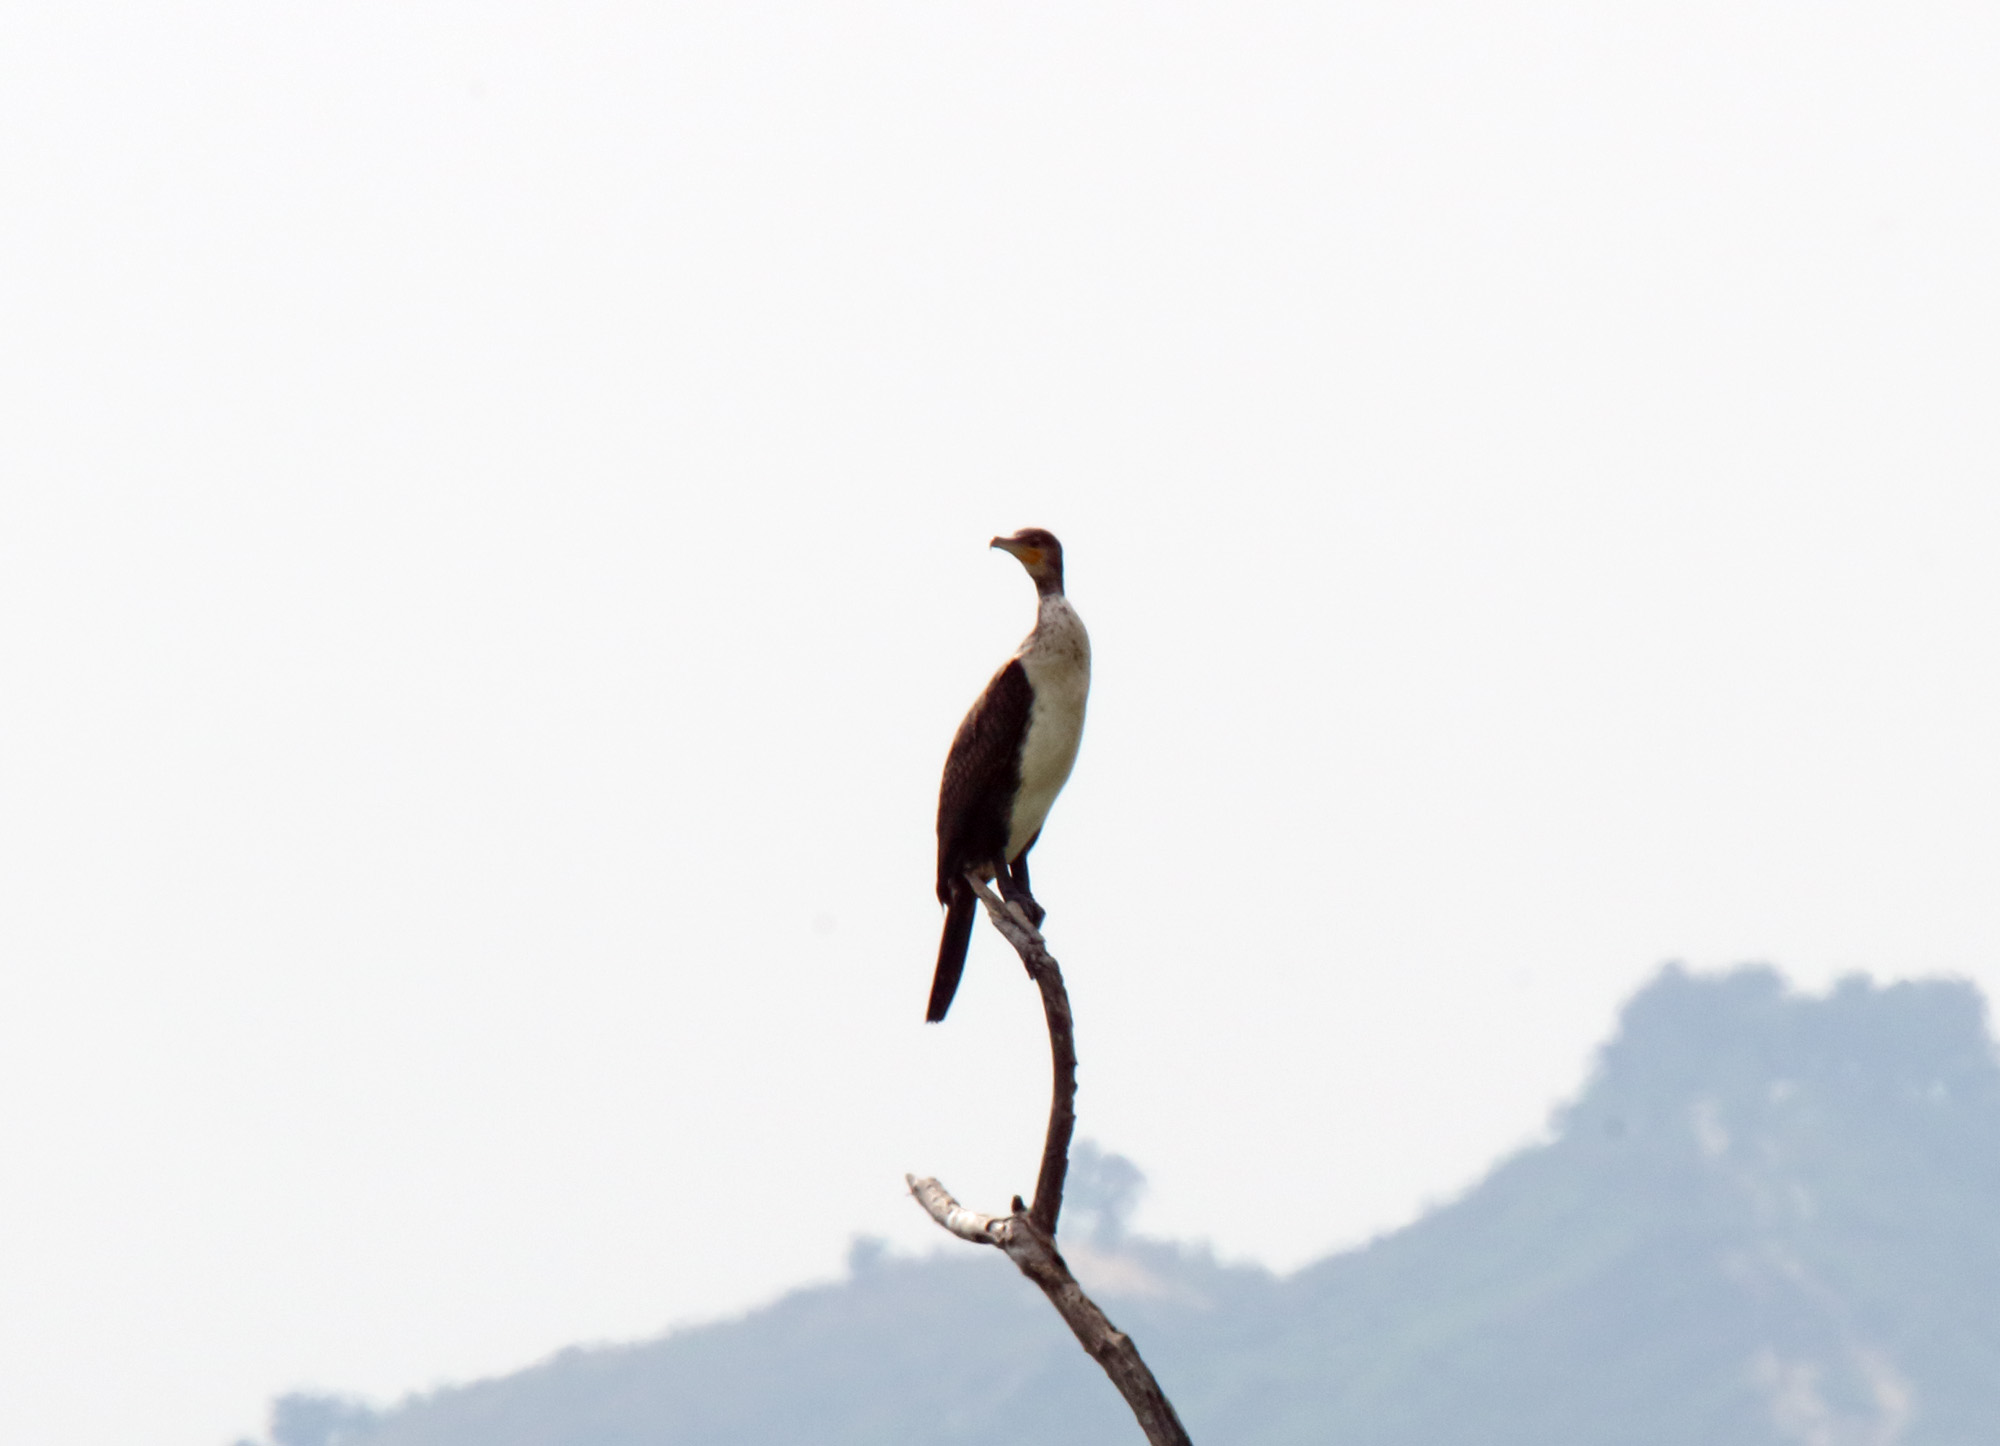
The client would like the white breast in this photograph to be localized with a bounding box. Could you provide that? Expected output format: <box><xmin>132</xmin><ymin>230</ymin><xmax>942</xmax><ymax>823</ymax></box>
<box><xmin>1007</xmin><ymin>595</ymin><xmax>1091</xmax><ymax>860</ymax></box>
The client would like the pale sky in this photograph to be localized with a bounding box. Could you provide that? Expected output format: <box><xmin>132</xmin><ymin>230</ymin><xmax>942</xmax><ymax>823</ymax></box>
<box><xmin>3</xmin><ymin>4</ymin><xmax>1998</xmax><ymax>1444</ymax></box>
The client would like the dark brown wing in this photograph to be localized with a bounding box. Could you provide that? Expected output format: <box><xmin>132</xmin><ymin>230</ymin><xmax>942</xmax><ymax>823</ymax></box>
<box><xmin>935</xmin><ymin>658</ymin><xmax>1033</xmax><ymax>902</ymax></box>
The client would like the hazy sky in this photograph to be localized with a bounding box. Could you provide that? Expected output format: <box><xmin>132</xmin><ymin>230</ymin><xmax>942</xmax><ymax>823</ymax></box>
<box><xmin>4</xmin><ymin>4</ymin><xmax>1998</xmax><ymax>1443</ymax></box>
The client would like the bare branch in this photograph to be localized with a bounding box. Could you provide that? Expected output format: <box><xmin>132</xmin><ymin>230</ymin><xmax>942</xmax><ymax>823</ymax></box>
<box><xmin>906</xmin><ymin>1174</ymin><xmax>1004</xmax><ymax>1245</ymax></box>
<box><xmin>908</xmin><ymin>896</ymin><xmax>1192</xmax><ymax>1446</ymax></box>
<box><xmin>961</xmin><ymin>874</ymin><xmax>1077</xmax><ymax>1235</ymax></box>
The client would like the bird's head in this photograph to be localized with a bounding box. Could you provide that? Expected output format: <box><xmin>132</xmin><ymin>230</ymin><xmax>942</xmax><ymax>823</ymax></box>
<box><xmin>991</xmin><ymin>528</ymin><xmax>1065</xmax><ymax>595</ymax></box>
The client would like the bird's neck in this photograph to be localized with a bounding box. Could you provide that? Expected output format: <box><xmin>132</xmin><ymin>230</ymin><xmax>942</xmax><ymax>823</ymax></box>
<box><xmin>1028</xmin><ymin>590</ymin><xmax>1084</xmax><ymax>649</ymax></box>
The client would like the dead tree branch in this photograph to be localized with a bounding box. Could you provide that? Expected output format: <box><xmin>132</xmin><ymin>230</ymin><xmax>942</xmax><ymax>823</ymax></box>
<box><xmin>908</xmin><ymin>883</ymin><xmax>1192</xmax><ymax>1446</ymax></box>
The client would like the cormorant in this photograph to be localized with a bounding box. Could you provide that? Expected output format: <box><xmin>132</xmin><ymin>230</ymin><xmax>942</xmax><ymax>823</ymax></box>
<box><xmin>927</xmin><ymin>528</ymin><xmax>1091</xmax><ymax>1022</ymax></box>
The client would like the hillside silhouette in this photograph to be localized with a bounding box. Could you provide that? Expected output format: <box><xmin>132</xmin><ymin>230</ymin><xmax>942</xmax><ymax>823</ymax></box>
<box><xmin>249</xmin><ymin>966</ymin><xmax>2000</xmax><ymax>1445</ymax></box>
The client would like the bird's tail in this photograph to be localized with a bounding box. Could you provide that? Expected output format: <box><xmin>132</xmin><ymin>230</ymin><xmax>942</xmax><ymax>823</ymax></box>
<box><xmin>927</xmin><ymin>887</ymin><xmax>977</xmax><ymax>1023</ymax></box>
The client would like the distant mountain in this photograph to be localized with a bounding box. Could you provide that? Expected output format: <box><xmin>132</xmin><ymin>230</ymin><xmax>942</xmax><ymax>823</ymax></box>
<box><xmin>249</xmin><ymin>966</ymin><xmax>2000</xmax><ymax>1446</ymax></box>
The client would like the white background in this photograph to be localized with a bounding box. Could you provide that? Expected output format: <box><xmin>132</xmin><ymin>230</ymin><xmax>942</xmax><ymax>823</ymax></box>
<box><xmin>2</xmin><ymin>4</ymin><xmax>1997</xmax><ymax>1443</ymax></box>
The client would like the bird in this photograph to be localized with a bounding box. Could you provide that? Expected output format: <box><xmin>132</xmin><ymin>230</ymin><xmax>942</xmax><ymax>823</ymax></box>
<box><xmin>927</xmin><ymin>528</ymin><xmax>1091</xmax><ymax>1022</ymax></box>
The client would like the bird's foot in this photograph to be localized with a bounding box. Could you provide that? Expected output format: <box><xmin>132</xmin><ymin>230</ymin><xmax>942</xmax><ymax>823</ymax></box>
<box><xmin>996</xmin><ymin>876</ymin><xmax>1047</xmax><ymax>929</ymax></box>
<box><xmin>965</xmin><ymin>871</ymin><xmax>1046</xmax><ymax>942</ymax></box>
<box><xmin>1003</xmin><ymin>899</ymin><xmax>1044</xmax><ymax>937</ymax></box>
<box><xmin>998</xmin><ymin>887</ymin><xmax>1045</xmax><ymax>938</ymax></box>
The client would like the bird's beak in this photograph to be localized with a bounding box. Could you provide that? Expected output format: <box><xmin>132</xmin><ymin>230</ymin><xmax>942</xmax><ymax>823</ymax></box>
<box><xmin>991</xmin><ymin>535</ymin><xmax>1043</xmax><ymax>569</ymax></box>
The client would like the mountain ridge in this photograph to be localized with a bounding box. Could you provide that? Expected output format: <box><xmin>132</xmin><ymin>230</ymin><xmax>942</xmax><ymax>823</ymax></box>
<box><xmin>248</xmin><ymin>965</ymin><xmax>2000</xmax><ymax>1446</ymax></box>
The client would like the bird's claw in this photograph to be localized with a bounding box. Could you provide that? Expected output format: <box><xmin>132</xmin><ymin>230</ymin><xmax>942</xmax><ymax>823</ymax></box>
<box><xmin>965</xmin><ymin>870</ymin><xmax>1047</xmax><ymax>940</ymax></box>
